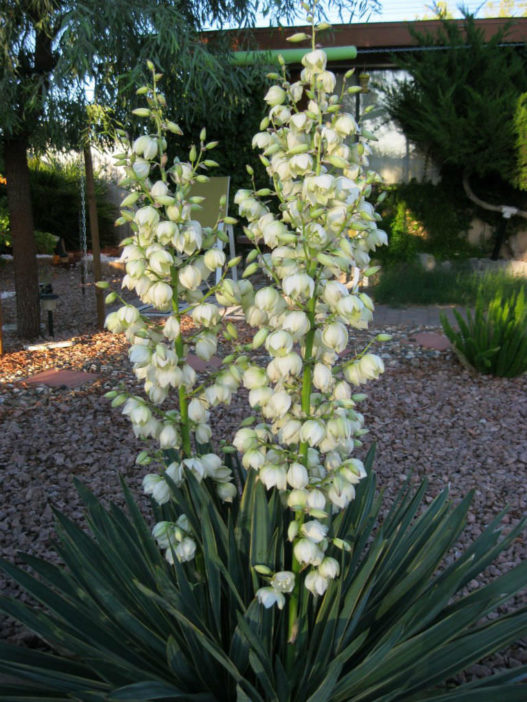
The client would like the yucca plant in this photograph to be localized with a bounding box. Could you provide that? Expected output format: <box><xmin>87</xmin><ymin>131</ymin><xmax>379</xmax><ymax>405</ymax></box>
<box><xmin>2</xmin><ymin>6</ymin><xmax>526</xmax><ymax>699</ymax></box>
<box><xmin>441</xmin><ymin>287</ymin><xmax>527</xmax><ymax>377</ymax></box>
<box><xmin>1</xmin><ymin>448</ymin><xmax>526</xmax><ymax>700</ymax></box>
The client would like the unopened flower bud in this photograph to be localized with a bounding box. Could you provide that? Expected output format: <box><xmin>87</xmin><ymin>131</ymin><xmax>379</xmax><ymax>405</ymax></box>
<box><xmin>264</xmin><ymin>85</ymin><xmax>287</xmax><ymax>106</ymax></box>
<box><xmin>288</xmin><ymin>521</ymin><xmax>300</xmax><ymax>541</ymax></box>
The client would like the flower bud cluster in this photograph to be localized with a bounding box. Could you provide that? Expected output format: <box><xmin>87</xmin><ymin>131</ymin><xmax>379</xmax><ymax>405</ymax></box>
<box><xmin>235</xmin><ymin>40</ymin><xmax>387</xmax><ymax>601</ymax></box>
<box><xmin>152</xmin><ymin>514</ymin><xmax>196</xmax><ymax>564</ymax></box>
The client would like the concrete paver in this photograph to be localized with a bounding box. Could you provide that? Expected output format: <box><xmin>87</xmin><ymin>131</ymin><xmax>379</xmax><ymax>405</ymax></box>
<box><xmin>372</xmin><ymin>304</ymin><xmax>463</xmax><ymax>328</ymax></box>
<box><xmin>413</xmin><ymin>331</ymin><xmax>451</xmax><ymax>350</ymax></box>
<box><xmin>22</xmin><ymin>368</ymin><xmax>99</xmax><ymax>388</ymax></box>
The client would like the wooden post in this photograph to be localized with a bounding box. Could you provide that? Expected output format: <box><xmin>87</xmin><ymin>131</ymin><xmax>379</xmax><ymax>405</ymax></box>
<box><xmin>83</xmin><ymin>145</ymin><xmax>105</xmax><ymax>330</ymax></box>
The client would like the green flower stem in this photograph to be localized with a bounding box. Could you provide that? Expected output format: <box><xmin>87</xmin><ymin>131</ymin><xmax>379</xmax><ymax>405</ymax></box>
<box><xmin>175</xmin><ymin>334</ymin><xmax>192</xmax><ymax>459</ymax></box>
<box><xmin>299</xmin><ymin>332</ymin><xmax>315</xmax><ymax>466</ymax></box>
<box><xmin>299</xmin><ymin>278</ymin><xmax>318</xmax><ymax>466</ymax></box>
<box><xmin>171</xmin><ymin>271</ymin><xmax>192</xmax><ymax>459</ymax></box>
<box><xmin>287</xmin><ymin>548</ymin><xmax>301</xmax><ymax>666</ymax></box>
<box><xmin>288</xmin><ymin>263</ymin><xmax>318</xmax><ymax>658</ymax></box>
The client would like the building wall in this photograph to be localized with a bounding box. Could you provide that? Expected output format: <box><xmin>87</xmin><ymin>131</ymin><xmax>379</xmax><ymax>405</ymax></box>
<box><xmin>340</xmin><ymin>68</ymin><xmax>440</xmax><ymax>184</ymax></box>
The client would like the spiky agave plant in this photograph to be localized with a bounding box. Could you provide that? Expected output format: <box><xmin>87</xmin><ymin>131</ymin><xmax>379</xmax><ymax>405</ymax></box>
<box><xmin>441</xmin><ymin>286</ymin><xmax>527</xmax><ymax>377</ymax></box>
<box><xmin>0</xmin><ymin>457</ymin><xmax>526</xmax><ymax>700</ymax></box>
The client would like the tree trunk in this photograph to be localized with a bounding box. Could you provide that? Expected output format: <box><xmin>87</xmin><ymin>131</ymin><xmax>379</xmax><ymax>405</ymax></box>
<box><xmin>0</xmin><ymin>295</ymin><xmax>4</xmax><ymax>355</ymax></box>
<box><xmin>3</xmin><ymin>136</ymin><xmax>40</xmax><ymax>339</ymax></box>
<box><xmin>462</xmin><ymin>171</ymin><xmax>527</xmax><ymax>260</ymax></box>
<box><xmin>491</xmin><ymin>218</ymin><xmax>508</xmax><ymax>261</ymax></box>
<box><xmin>83</xmin><ymin>145</ymin><xmax>105</xmax><ymax>329</ymax></box>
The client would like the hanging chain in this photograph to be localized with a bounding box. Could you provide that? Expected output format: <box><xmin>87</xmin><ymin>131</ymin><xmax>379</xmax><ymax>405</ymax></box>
<box><xmin>79</xmin><ymin>165</ymin><xmax>88</xmax><ymax>299</ymax></box>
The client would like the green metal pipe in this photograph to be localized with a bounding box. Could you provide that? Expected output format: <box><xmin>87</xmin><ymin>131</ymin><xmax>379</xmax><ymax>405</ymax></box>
<box><xmin>231</xmin><ymin>45</ymin><xmax>357</xmax><ymax>66</ymax></box>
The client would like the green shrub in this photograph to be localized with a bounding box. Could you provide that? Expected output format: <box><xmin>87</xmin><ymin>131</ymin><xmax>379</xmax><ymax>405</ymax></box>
<box><xmin>0</xmin><ymin>159</ymin><xmax>118</xmax><ymax>251</ymax></box>
<box><xmin>371</xmin><ymin>264</ymin><xmax>527</xmax><ymax>308</ymax></box>
<box><xmin>378</xmin><ymin>200</ymin><xmax>421</xmax><ymax>263</ymax></box>
<box><xmin>34</xmin><ymin>231</ymin><xmax>59</xmax><ymax>255</ymax></box>
<box><xmin>1</xmin><ymin>453</ymin><xmax>526</xmax><ymax>700</ymax></box>
<box><xmin>377</xmin><ymin>180</ymin><xmax>483</xmax><ymax>265</ymax></box>
<box><xmin>0</xmin><ymin>208</ymin><xmax>68</xmax><ymax>256</ymax></box>
<box><xmin>30</xmin><ymin>158</ymin><xmax>118</xmax><ymax>250</ymax></box>
<box><xmin>441</xmin><ymin>287</ymin><xmax>527</xmax><ymax>377</ymax></box>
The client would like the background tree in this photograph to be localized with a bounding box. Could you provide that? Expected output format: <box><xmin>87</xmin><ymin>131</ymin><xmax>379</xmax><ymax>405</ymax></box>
<box><xmin>0</xmin><ymin>0</ymin><xmax>380</xmax><ymax>339</ymax></box>
<box><xmin>417</xmin><ymin>1</ymin><xmax>455</xmax><ymax>20</ymax></box>
<box><xmin>383</xmin><ymin>14</ymin><xmax>527</xmax><ymax>258</ymax></box>
<box><xmin>485</xmin><ymin>0</ymin><xmax>527</xmax><ymax>17</ymax></box>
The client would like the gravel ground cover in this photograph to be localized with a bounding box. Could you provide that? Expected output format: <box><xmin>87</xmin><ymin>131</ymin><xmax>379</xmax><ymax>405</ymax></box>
<box><xmin>0</xmin><ymin>263</ymin><xmax>526</xmax><ymax>681</ymax></box>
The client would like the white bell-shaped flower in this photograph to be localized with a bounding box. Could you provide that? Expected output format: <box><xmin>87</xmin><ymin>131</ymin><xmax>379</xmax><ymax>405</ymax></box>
<box><xmin>203</xmin><ymin>248</ymin><xmax>226</xmax><ymax>271</ymax></box>
<box><xmin>159</xmin><ymin>423</ymin><xmax>179</xmax><ymax>449</ymax></box>
<box><xmin>301</xmin><ymin>49</ymin><xmax>327</xmax><ymax>73</ymax></box>
<box><xmin>174</xmin><ymin>537</ymin><xmax>196</xmax><ymax>563</ymax></box>
<box><xmin>321</xmin><ymin>322</ymin><xmax>348</xmax><ymax>353</ymax></box>
<box><xmin>259</xmin><ymin>464</ymin><xmax>287</xmax><ymax>491</ymax></box>
<box><xmin>301</xmin><ymin>520</ymin><xmax>328</xmax><ymax>543</ymax></box>
<box><xmin>179</xmin><ymin>264</ymin><xmax>202</xmax><ymax>291</ymax></box>
<box><xmin>282</xmin><ymin>273</ymin><xmax>315</xmax><ymax>301</ymax></box>
<box><xmin>271</xmin><ymin>571</ymin><xmax>295</xmax><ymax>593</ymax></box>
<box><xmin>293</xmin><ymin>538</ymin><xmax>324</xmax><ymax>566</ymax></box>
<box><xmin>304</xmin><ymin>570</ymin><xmax>329</xmax><ymax>596</ymax></box>
<box><xmin>256</xmin><ymin>587</ymin><xmax>285</xmax><ymax>610</ymax></box>
<box><xmin>143</xmin><ymin>474</ymin><xmax>171</xmax><ymax>505</ymax></box>
<box><xmin>188</xmin><ymin>397</ymin><xmax>207</xmax><ymax>424</ymax></box>
<box><xmin>306</xmin><ymin>489</ymin><xmax>326</xmax><ymax>511</ymax></box>
<box><xmin>313</xmin><ymin>362</ymin><xmax>334</xmax><ymax>393</ymax></box>
<box><xmin>287</xmin><ymin>462</ymin><xmax>309</xmax><ymax>489</ymax></box>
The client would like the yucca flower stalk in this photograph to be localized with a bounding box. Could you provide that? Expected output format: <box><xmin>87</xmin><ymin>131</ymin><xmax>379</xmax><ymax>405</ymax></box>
<box><xmin>105</xmin><ymin>14</ymin><xmax>390</xmax><ymax>632</ymax></box>
<box><xmin>232</xmin><ymin>9</ymin><xmax>388</xmax><ymax>640</ymax></box>
<box><xmin>100</xmin><ymin>63</ymin><xmax>253</xmax><ymax>564</ymax></box>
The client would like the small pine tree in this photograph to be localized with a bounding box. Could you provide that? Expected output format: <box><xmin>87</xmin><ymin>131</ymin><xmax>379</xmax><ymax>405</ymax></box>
<box><xmin>513</xmin><ymin>92</ymin><xmax>527</xmax><ymax>191</ymax></box>
<box><xmin>384</xmin><ymin>14</ymin><xmax>527</xmax><ymax>187</ymax></box>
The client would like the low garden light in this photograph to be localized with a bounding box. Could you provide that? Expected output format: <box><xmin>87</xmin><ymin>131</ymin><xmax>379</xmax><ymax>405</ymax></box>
<box><xmin>39</xmin><ymin>287</ymin><xmax>59</xmax><ymax>337</ymax></box>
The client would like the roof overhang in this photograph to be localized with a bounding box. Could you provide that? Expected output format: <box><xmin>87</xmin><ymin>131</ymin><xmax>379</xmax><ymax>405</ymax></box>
<box><xmin>203</xmin><ymin>17</ymin><xmax>527</xmax><ymax>70</ymax></box>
